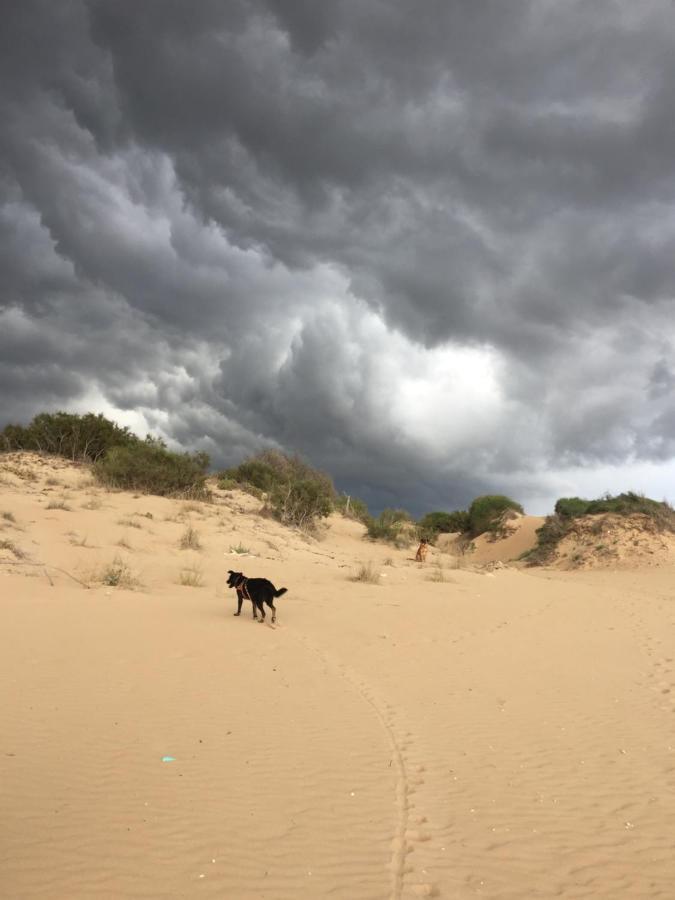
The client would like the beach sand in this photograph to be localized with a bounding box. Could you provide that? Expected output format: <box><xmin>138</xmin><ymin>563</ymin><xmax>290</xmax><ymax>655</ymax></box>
<box><xmin>2</xmin><ymin>454</ymin><xmax>675</xmax><ymax>898</ymax></box>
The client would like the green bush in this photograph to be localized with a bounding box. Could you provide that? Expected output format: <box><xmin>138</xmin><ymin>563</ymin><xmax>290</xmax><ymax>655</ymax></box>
<box><xmin>0</xmin><ymin>412</ymin><xmax>136</xmax><ymax>461</ymax></box>
<box><xmin>269</xmin><ymin>477</ymin><xmax>334</xmax><ymax>528</ymax></box>
<box><xmin>467</xmin><ymin>494</ymin><xmax>524</xmax><ymax>537</ymax></box>
<box><xmin>365</xmin><ymin>508</ymin><xmax>414</xmax><ymax>544</ymax></box>
<box><xmin>224</xmin><ymin>450</ymin><xmax>336</xmax><ymax>529</ymax></box>
<box><xmin>418</xmin><ymin>510</ymin><xmax>470</xmax><ymax>539</ymax></box>
<box><xmin>335</xmin><ymin>494</ymin><xmax>371</xmax><ymax>524</ymax></box>
<box><xmin>525</xmin><ymin>492</ymin><xmax>675</xmax><ymax>566</ymax></box>
<box><xmin>93</xmin><ymin>440</ymin><xmax>210</xmax><ymax>497</ymax></box>
<box><xmin>554</xmin><ymin>497</ymin><xmax>591</xmax><ymax>518</ymax></box>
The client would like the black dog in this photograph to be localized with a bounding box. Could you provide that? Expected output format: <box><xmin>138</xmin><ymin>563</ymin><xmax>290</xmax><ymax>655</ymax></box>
<box><xmin>227</xmin><ymin>570</ymin><xmax>287</xmax><ymax>624</ymax></box>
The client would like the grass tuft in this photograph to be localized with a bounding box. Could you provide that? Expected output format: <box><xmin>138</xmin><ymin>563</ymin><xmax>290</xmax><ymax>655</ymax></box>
<box><xmin>350</xmin><ymin>562</ymin><xmax>381</xmax><ymax>584</ymax></box>
<box><xmin>229</xmin><ymin>542</ymin><xmax>250</xmax><ymax>555</ymax></box>
<box><xmin>98</xmin><ymin>555</ymin><xmax>140</xmax><ymax>589</ymax></box>
<box><xmin>178</xmin><ymin>562</ymin><xmax>204</xmax><ymax>587</ymax></box>
<box><xmin>46</xmin><ymin>498</ymin><xmax>71</xmax><ymax>511</ymax></box>
<box><xmin>180</xmin><ymin>525</ymin><xmax>202</xmax><ymax>551</ymax></box>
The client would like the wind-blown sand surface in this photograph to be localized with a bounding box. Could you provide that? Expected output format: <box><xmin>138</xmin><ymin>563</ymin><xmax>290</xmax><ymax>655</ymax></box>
<box><xmin>2</xmin><ymin>454</ymin><xmax>675</xmax><ymax>898</ymax></box>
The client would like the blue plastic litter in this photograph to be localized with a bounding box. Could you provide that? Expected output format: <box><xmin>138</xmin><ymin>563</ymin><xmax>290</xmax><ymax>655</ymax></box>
<box><xmin>162</xmin><ymin>756</ymin><xmax>176</xmax><ymax>762</ymax></box>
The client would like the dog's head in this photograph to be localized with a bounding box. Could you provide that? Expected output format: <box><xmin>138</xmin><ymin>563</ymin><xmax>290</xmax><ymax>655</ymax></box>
<box><xmin>227</xmin><ymin>569</ymin><xmax>244</xmax><ymax>589</ymax></box>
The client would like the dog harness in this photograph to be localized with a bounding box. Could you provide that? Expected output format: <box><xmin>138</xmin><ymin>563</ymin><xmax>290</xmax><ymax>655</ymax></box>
<box><xmin>236</xmin><ymin>575</ymin><xmax>251</xmax><ymax>601</ymax></box>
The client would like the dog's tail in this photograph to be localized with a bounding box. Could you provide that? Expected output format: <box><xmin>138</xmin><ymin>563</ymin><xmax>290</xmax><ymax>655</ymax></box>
<box><xmin>274</xmin><ymin>587</ymin><xmax>288</xmax><ymax>598</ymax></box>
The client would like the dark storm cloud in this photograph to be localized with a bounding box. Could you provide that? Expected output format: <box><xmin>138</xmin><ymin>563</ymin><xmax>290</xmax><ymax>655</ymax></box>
<box><xmin>2</xmin><ymin>0</ymin><xmax>675</xmax><ymax>513</ymax></box>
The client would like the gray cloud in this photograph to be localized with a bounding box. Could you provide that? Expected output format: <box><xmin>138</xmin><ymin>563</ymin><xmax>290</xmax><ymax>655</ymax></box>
<box><xmin>2</xmin><ymin>0</ymin><xmax>675</xmax><ymax>514</ymax></box>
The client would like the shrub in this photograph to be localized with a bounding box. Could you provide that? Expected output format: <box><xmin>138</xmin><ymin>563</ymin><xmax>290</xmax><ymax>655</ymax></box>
<box><xmin>335</xmin><ymin>494</ymin><xmax>371</xmax><ymax>524</ymax></box>
<box><xmin>554</xmin><ymin>497</ymin><xmax>591</xmax><ymax>518</ymax></box>
<box><xmin>418</xmin><ymin>510</ymin><xmax>470</xmax><ymax>539</ymax></box>
<box><xmin>225</xmin><ymin>450</ymin><xmax>336</xmax><ymax>530</ymax></box>
<box><xmin>0</xmin><ymin>412</ymin><xmax>137</xmax><ymax>461</ymax></box>
<box><xmin>467</xmin><ymin>495</ymin><xmax>524</xmax><ymax>537</ymax></box>
<box><xmin>178</xmin><ymin>563</ymin><xmax>204</xmax><ymax>587</ymax></box>
<box><xmin>365</xmin><ymin>508</ymin><xmax>414</xmax><ymax>544</ymax></box>
<box><xmin>180</xmin><ymin>525</ymin><xmax>202</xmax><ymax>551</ymax></box>
<box><xmin>98</xmin><ymin>556</ymin><xmax>139</xmax><ymax>589</ymax></box>
<box><xmin>45</xmin><ymin>498</ymin><xmax>72</xmax><ymax>511</ymax></box>
<box><xmin>229</xmin><ymin>543</ymin><xmax>250</xmax><ymax>555</ymax></box>
<box><xmin>350</xmin><ymin>562</ymin><xmax>381</xmax><ymax>584</ymax></box>
<box><xmin>94</xmin><ymin>440</ymin><xmax>210</xmax><ymax>497</ymax></box>
<box><xmin>269</xmin><ymin>478</ymin><xmax>334</xmax><ymax>529</ymax></box>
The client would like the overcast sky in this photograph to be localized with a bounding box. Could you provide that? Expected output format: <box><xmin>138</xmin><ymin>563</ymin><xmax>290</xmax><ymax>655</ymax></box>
<box><xmin>3</xmin><ymin>1</ymin><xmax>675</xmax><ymax>515</ymax></box>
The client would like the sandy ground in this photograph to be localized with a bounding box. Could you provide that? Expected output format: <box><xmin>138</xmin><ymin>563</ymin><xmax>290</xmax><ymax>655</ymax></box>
<box><xmin>2</xmin><ymin>454</ymin><xmax>675</xmax><ymax>899</ymax></box>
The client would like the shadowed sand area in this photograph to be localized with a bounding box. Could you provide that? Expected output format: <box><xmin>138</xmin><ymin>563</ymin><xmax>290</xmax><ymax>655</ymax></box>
<box><xmin>2</xmin><ymin>455</ymin><xmax>675</xmax><ymax>898</ymax></box>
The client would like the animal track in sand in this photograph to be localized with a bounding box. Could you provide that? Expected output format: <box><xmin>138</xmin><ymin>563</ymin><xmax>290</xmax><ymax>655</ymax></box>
<box><xmin>293</xmin><ymin>632</ymin><xmax>439</xmax><ymax>900</ymax></box>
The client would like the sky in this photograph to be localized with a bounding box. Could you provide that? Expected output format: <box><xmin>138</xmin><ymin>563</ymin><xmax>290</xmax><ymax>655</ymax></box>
<box><xmin>3</xmin><ymin>1</ymin><xmax>675</xmax><ymax>516</ymax></box>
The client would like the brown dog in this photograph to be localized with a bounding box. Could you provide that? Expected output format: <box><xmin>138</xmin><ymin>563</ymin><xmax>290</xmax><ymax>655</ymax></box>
<box><xmin>415</xmin><ymin>538</ymin><xmax>429</xmax><ymax>562</ymax></box>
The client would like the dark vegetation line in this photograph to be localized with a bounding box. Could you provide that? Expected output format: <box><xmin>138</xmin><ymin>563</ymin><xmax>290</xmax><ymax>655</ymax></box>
<box><xmin>3</xmin><ymin>412</ymin><xmax>673</xmax><ymax>562</ymax></box>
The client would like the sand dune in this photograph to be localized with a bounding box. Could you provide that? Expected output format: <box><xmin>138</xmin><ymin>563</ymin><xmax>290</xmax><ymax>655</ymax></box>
<box><xmin>2</xmin><ymin>453</ymin><xmax>675</xmax><ymax>898</ymax></box>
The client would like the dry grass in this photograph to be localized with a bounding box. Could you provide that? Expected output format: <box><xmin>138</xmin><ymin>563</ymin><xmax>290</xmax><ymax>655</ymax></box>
<box><xmin>68</xmin><ymin>533</ymin><xmax>93</xmax><ymax>549</ymax></box>
<box><xmin>178</xmin><ymin>562</ymin><xmax>204</xmax><ymax>587</ymax></box>
<box><xmin>116</xmin><ymin>534</ymin><xmax>133</xmax><ymax>551</ymax></box>
<box><xmin>98</xmin><ymin>555</ymin><xmax>140</xmax><ymax>589</ymax></box>
<box><xmin>0</xmin><ymin>539</ymin><xmax>26</xmax><ymax>559</ymax></box>
<box><xmin>350</xmin><ymin>562</ymin><xmax>381</xmax><ymax>584</ymax></box>
<box><xmin>45</xmin><ymin>477</ymin><xmax>61</xmax><ymax>487</ymax></box>
<box><xmin>46</xmin><ymin>498</ymin><xmax>72</xmax><ymax>511</ymax></box>
<box><xmin>426</xmin><ymin>562</ymin><xmax>447</xmax><ymax>582</ymax></box>
<box><xmin>2</xmin><ymin>510</ymin><xmax>16</xmax><ymax>523</ymax></box>
<box><xmin>82</xmin><ymin>496</ymin><xmax>103</xmax><ymax>510</ymax></box>
<box><xmin>180</xmin><ymin>502</ymin><xmax>203</xmax><ymax>518</ymax></box>
<box><xmin>117</xmin><ymin>517</ymin><xmax>142</xmax><ymax>529</ymax></box>
<box><xmin>180</xmin><ymin>525</ymin><xmax>202</xmax><ymax>551</ymax></box>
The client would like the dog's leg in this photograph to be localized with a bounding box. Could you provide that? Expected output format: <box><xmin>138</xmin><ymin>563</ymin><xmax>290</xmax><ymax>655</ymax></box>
<box><xmin>269</xmin><ymin>601</ymin><xmax>276</xmax><ymax>624</ymax></box>
<box><xmin>257</xmin><ymin>600</ymin><xmax>266</xmax><ymax>623</ymax></box>
<box><xmin>234</xmin><ymin>591</ymin><xmax>243</xmax><ymax>616</ymax></box>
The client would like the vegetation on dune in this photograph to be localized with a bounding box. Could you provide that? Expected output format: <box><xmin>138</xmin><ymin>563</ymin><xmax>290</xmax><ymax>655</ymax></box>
<box><xmin>466</xmin><ymin>494</ymin><xmax>524</xmax><ymax>537</ymax></box>
<box><xmin>334</xmin><ymin>493</ymin><xmax>371</xmax><ymax>524</ymax></box>
<box><xmin>94</xmin><ymin>441</ymin><xmax>210</xmax><ymax>498</ymax></box>
<box><xmin>1</xmin><ymin>412</ymin><xmax>136</xmax><ymax>461</ymax></box>
<box><xmin>221</xmin><ymin>449</ymin><xmax>336</xmax><ymax>529</ymax></box>
<box><xmin>365</xmin><ymin>508</ymin><xmax>415</xmax><ymax>545</ymax></box>
<box><xmin>417</xmin><ymin>510</ymin><xmax>470</xmax><ymax>540</ymax></box>
<box><xmin>1</xmin><ymin>412</ymin><xmax>211</xmax><ymax>499</ymax></box>
<box><xmin>524</xmin><ymin>492</ymin><xmax>675</xmax><ymax>566</ymax></box>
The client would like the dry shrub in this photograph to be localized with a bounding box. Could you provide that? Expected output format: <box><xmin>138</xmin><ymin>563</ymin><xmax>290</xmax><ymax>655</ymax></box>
<box><xmin>178</xmin><ymin>562</ymin><xmax>204</xmax><ymax>587</ymax></box>
<box><xmin>350</xmin><ymin>562</ymin><xmax>381</xmax><ymax>584</ymax></box>
<box><xmin>46</xmin><ymin>498</ymin><xmax>71</xmax><ymax>510</ymax></box>
<box><xmin>426</xmin><ymin>563</ymin><xmax>447</xmax><ymax>583</ymax></box>
<box><xmin>180</xmin><ymin>525</ymin><xmax>202</xmax><ymax>551</ymax></box>
<box><xmin>0</xmin><ymin>539</ymin><xmax>26</xmax><ymax>559</ymax></box>
<box><xmin>98</xmin><ymin>556</ymin><xmax>140</xmax><ymax>589</ymax></box>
